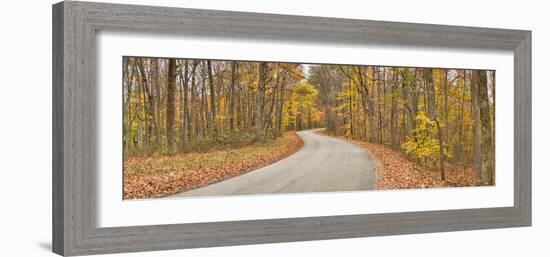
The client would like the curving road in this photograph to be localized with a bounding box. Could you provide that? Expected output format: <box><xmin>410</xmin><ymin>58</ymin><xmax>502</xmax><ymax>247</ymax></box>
<box><xmin>170</xmin><ymin>129</ymin><xmax>377</xmax><ymax>197</ymax></box>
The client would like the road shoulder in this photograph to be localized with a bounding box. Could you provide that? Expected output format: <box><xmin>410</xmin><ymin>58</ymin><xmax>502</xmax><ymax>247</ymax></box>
<box><xmin>124</xmin><ymin>132</ymin><xmax>304</xmax><ymax>199</ymax></box>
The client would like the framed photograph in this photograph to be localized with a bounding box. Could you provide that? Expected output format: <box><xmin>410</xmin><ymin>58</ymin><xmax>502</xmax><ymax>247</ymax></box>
<box><xmin>52</xmin><ymin>1</ymin><xmax>531</xmax><ymax>256</ymax></box>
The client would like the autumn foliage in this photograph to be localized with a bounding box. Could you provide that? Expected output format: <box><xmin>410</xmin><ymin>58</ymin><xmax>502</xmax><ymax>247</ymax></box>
<box><xmin>123</xmin><ymin>56</ymin><xmax>495</xmax><ymax>198</ymax></box>
<box><xmin>401</xmin><ymin>112</ymin><xmax>452</xmax><ymax>166</ymax></box>
<box><xmin>357</xmin><ymin>140</ymin><xmax>477</xmax><ymax>189</ymax></box>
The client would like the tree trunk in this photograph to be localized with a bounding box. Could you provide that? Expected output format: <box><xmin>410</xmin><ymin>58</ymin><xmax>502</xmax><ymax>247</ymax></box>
<box><xmin>179</xmin><ymin>61</ymin><xmax>185</xmax><ymax>145</ymax></box>
<box><xmin>457</xmin><ymin>70</ymin><xmax>467</xmax><ymax>164</ymax></box>
<box><xmin>247</xmin><ymin>88</ymin><xmax>254</xmax><ymax>132</ymax></box>
<box><xmin>401</xmin><ymin>69</ymin><xmax>414</xmax><ymax>136</ymax></box>
<box><xmin>153</xmin><ymin>59</ymin><xmax>161</xmax><ymax>145</ymax></box>
<box><xmin>367</xmin><ymin>82</ymin><xmax>376</xmax><ymax>142</ymax></box>
<box><xmin>471</xmin><ymin>70</ymin><xmax>483</xmax><ymax>185</ymax></box>
<box><xmin>411</xmin><ymin>69</ymin><xmax>419</xmax><ymax>127</ymax></box>
<box><xmin>182</xmin><ymin>60</ymin><xmax>191</xmax><ymax>143</ymax></box>
<box><xmin>255</xmin><ymin>62</ymin><xmax>266</xmax><ymax>140</ymax></box>
<box><xmin>151</xmin><ymin>59</ymin><xmax>161</xmax><ymax>145</ymax></box>
<box><xmin>478</xmin><ymin>70</ymin><xmax>492</xmax><ymax>184</ymax></box>
<box><xmin>349</xmin><ymin>77</ymin><xmax>354</xmax><ymax>138</ymax></box>
<box><xmin>425</xmin><ymin>68</ymin><xmax>445</xmax><ymax>175</ymax></box>
<box><xmin>200</xmin><ymin>62</ymin><xmax>207</xmax><ymax>138</ymax></box>
<box><xmin>357</xmin><ymin>67</ymin><xmax>375</xmax><ymax>142</ymax></box>
<box><xmin>166</xmin><ymin>59</ymin><xmax>177</xmax><ymax>152</ymax></box>
<box><xmin>137</xmin><ymin>59</ymin><xmax>154</xmax><ymax>144</ymax></box>
<box><xmin>276</xmin><ymin>79</ymin><xmax>286</xmax><ymax>137</ymax></box>
<box><xmin>435</xmin><ymin>118</ymin><xmax>445</xmax><ymax>180</ymax></box>
<box><xmin>265</xmin><ymin>75</ymin><xmax>278</xmax><ymax>136</ymax></box>
<box><xmin>124</xmin><ymin>58</ymin><xmax>133</xmax><ymax>150</ymax></box>
<box><xmin>207</xmin><ymin>61</ymin><xmax>216</xmax><ymax>138</ymax></box>
<box><xmin>442</xmin><ymin>69</ymin><xmax>449</xmax><ymax>142</ymax></box>
<box><xmin>376</xmin><ymin>67</ymin><xmax>383</xmax><ymax>143</ymax></box>
<box><xmin>390</xmin><ymin>70</ymin><xmax>398</xmax><ymax>148</ymax></box>
<box><xmin>137</xmin><ymin>68</ymin><xmax>147</xmax><ymax>148</ymax></box>
<box><xmin>229</xmin><ymin>61</ymin><xmax>238</xmax><ymax>132</ymax></box>
<box><xmin>425</xmin><ymin>69</ymin><xmax>436</xmax><ymax>120</ymax></box>
<box><xmin>190</xmin><ymin>61</ymin><xmax>197</xmax><ymax>139</ymax></box>
<box><xmin>236</xmin><ymin>81</ymin><xmax>243</xmax><ymax>131</ymax></box>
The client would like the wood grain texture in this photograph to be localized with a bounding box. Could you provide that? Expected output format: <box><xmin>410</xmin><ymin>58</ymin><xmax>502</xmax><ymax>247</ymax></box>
<box><xmin>52</xmin><ymin>2</ymin><xmax>65</xmax><ymax>255</ymax></box>
<box><xmin>514</xmin><ymin>32</ymin><xmax>532</xmax><ymax>224</ymax></box>
<box><xmin>52</xmin><ymin>1</ymin><xmax>531</xmax><ymax>256</ymax></box>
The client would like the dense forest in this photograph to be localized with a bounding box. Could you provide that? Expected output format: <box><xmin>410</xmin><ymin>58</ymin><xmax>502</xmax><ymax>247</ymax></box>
<box><xmin>123</xmin><ymin>57</ymin><xmax>495</xmax><ymax>186</ymax></box>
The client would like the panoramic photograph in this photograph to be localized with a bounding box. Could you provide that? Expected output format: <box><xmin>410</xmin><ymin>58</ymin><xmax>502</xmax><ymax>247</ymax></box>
<box><xmin>122</xmin><ymin>57</ymin><xmax>495</xmax><ymax>200</ymax></box>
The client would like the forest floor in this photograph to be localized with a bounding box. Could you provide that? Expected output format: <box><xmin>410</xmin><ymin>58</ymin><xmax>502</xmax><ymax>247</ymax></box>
<box><xmin>315</xmin><ymin>130</ymin><xmax>478</xmax><ymax>189</ymax></box>
<box><xmin>123</xmin><ymin>132</ymin><xmax>304</xmax><ymax>199</ymax></box>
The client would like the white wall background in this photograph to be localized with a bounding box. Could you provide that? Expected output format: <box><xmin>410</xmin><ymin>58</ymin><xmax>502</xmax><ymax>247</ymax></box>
<box><xmin>0</xmin><ymin>0</ymin><xmax>547</xmax><ymax>256</ymax></box>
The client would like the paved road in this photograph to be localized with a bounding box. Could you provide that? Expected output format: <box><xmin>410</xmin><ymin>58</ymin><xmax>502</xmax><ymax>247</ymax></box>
<box><xmin>170</xmin><ymin>129</ymin><xmax>377</xmax><ymax>197</ymax></box>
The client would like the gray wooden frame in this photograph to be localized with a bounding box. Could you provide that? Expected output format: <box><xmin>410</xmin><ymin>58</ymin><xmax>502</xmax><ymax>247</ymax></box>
<box><xmin>52</xmin><ymin>1</ymin><xmax>531</xmax><ymax>256</ymax></box>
